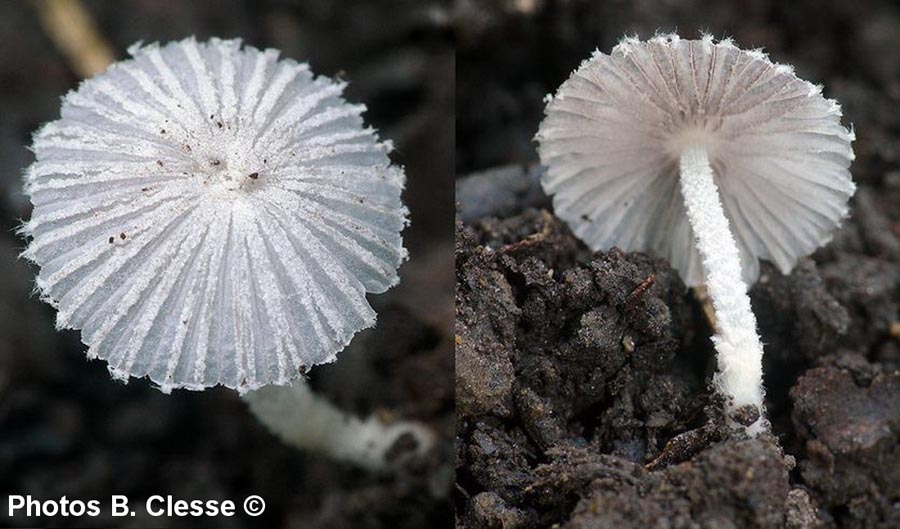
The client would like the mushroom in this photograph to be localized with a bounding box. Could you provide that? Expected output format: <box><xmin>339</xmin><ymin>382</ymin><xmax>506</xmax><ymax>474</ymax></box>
<box><xmin>22</xmin><ymin>37</ymin><xmax>431</xmax><ymax>467</ymax></box>
<box><xmin>536</xmin><ymin>33</ymin><xmax>855</xmax><ymax>434</ymax></box>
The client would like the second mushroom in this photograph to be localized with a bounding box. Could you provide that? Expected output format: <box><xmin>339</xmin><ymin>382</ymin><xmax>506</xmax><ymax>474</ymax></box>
<box><xmin>537</xmin><ymin>33</ymin><xmax>855</xmax><ymax>434</ymax></box>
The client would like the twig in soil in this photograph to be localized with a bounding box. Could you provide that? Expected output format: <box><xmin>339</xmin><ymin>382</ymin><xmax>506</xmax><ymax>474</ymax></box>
<box><xmin>645</xmin><ymin>422</ymin><xmax>722</xmax><ymax>471</ymax></box>
<box><xmin>32</xmin><ymin>0</ymin><xmax>115</xmax><ymax>77</ymax></box>
<box><xmin>498</xmin><ymin>210</ymin><xmax>555</xmax><ymax>253</ymax></box>
<box><xmin>890</xmin><ymin>321</ymin><xmax>900</xmax><ymax>339</ymax></box>
<box><xmin>692</xmin><ymin>285</ymin><xmax>717</xmax><ymax>330</ymax></box>
<box><xmin>624</xmin><ymin>273</ymin><xmax>655</xmax><ymax>311</ymax></box>
<box><xmin>498</xmin><ymin>233</ymin><xmax>545</xmax><ymax>253</ymax></box>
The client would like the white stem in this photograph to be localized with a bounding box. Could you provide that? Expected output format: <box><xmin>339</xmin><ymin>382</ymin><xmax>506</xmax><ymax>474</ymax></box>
<box><xmin>242</xmin><ymin>381</ymin><xmax>435</xmax><ymax>471</ymax></box>
<box><xmin>678</xmin><ymin>146</ymin><xmax>766</xmax><ymax>434</ymax></box>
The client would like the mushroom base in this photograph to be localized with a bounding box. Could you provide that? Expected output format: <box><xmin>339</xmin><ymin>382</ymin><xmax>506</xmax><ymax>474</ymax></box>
<box><xmin>242</xmin><ymin>380</ymin><xmax>435</xmax><ymax>471</ymax></box>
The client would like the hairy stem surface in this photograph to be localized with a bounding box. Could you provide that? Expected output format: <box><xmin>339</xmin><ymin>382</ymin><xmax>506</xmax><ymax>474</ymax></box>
<box><xmin>679</xmin><ymin>146</ymin><xmax>766</xmax><ymax>434</ymax></box>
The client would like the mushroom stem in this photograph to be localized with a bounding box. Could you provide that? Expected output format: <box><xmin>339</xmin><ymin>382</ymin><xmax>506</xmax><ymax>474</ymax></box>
<box><xmin>242</xmin><ymin>381</ymin><xmax>435</xmax><ymax>471</ymax></box>
<box><xmin>678</xmin><ymin>146</ymin><xmax>766</xmax><ymax>435</ymax></box>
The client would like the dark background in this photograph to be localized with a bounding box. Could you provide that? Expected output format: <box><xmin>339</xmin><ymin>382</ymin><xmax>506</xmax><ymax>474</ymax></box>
<box><xmin>0</xmin><ymin>1</ymin><xmax>453</xmax><ymax>528</ymax></box>
<box><xmin>457</xmin><ymin>0</ymin><xmax>900</xmax><ymax>178</ymax></box>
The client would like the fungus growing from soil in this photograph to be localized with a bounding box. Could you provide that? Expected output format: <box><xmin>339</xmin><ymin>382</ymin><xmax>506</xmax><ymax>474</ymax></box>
<box><xmin>536</xmin><ymin>33</ymin><xmax>855</xmax><ymax>434</ymax></box>
<box><xmin>22</xmin><ymin>37</ymin><xmax>430</xmax><ymax>467</ymax></box>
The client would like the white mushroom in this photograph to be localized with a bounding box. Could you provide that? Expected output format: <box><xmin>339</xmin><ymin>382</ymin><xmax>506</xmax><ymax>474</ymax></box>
<box><xmin>23</xmin><ymin>37</ymin><xmax>407</xmax><ymax>393</ymax></box>
<box><xmin>536</xmin><ymin>33</ymin><xmax>855</xmax><ymax>434</ymax></box>
<box><xmin>22</xmin><ymin>37</ymin><xmax>432</xmax><ymax>468</ymax></box>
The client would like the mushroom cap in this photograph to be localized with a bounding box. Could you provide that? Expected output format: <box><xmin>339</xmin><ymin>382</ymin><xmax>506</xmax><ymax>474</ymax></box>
<box><xmin>537</xmin><ymin>33</ymin><xmax>855</xmax><ymax>286</ymax></box>
<box><xmin>22</xmin><ymin>37</ymin><xmax>408</xmax><ymax>393</ymax></box>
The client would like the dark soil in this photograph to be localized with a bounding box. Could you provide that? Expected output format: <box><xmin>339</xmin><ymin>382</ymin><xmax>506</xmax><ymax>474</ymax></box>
<box><xmin>455</xmin><ymin>1</ymin><xmax>900</xmax><ymax>528</ymax></box>
<box><xmin>0</xmin><ymin>1</ymin><xmax>453</xmax><ymax>528</ymax></box>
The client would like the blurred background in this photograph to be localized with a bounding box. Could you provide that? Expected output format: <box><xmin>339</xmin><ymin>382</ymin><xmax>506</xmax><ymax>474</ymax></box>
<box><xmin>0</xmin><ymin>1</ymin><xmax>453</xmax><ymax>528</ymax></box>
<box><xmin>457</xmin><ymin>0</ymin><xmax>900</xmax><ymax>178</ymax></box>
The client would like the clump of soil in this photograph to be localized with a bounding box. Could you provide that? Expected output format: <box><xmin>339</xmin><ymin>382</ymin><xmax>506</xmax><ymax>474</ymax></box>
<box><xmin>455</xmin><ymin>197</ymin><xmax>899</xmax><ymax>528</ymax></box>
<box><xmin>457</xmin><ymin>210</ymin><xmax>702</xmax><ymax>454</ymax></box>
<box><xmin>456</xmin><ymin>210</ymin><xmax>780</xmax><ymax>527</ymax></box>
<box><xmin>791</xmin><ymin>361</ymin><xmax>900</xmax><ymax>525</ymax></box>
